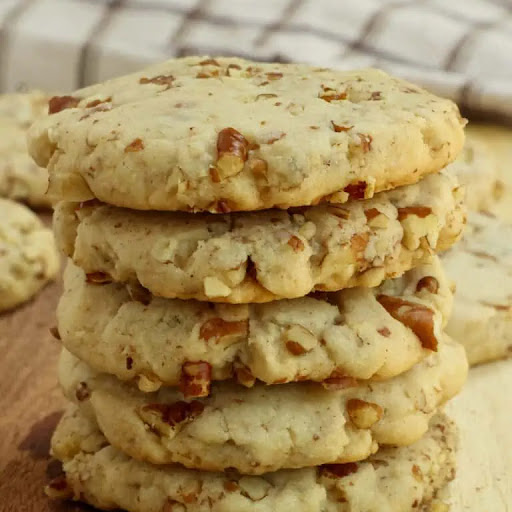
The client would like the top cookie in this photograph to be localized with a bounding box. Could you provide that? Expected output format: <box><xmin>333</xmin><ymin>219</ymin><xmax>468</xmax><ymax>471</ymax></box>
<box><xmin>0</xmin><ymin>92</ymin><xmax>52</xmax><ymax>208</ymax></box>
<box><xmin>28</xmin><ymin>57</ymin><xmax>465</xmax><ymax>212</ymax></box>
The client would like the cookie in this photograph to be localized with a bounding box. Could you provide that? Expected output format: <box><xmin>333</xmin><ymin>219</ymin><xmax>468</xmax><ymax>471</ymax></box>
<box><xmin>465</xmin><ymin>123</ymin><xmax>512</xmax><ymax>222</ymax></box>
<box><xmin>28</xmin><ymin>57</ymin><xmax>465</xmax><ymax>212</ymax></box>
<box><xmin>0</xmin><ymin>92</ymin><xmax>51</xmax><ymax>208</ymax></box>
<box><xmin>53</xmin><ymin>171</ymin><xmax>464</xmax><ymax>303</ymax></box>
<box><xmin>447</xmin><ymin>134</ymin><xmax>499</xmax><ymax>212</ymax></box>
<box><xmin>58</xmin><ymin>337</ymin><xmax>467</xmax><ymax>474</ymax></box>
<box><xmin>443</xmin><ymin>212</ymin><xmax>512</xmax><ymax>365</ymax></box>
<box><xmin>48</xmin><ymin>406</ymin><xmax>456</xmax><ymax>512</ymax></box>
<box><xmin>0</xmin><ymin>198</ymin><xmax>59</xmax><ymax>311</ymax></box>
<box><xmin>58</xmin><ymin>256</ymin><xmax>452</xmax><ymax>390</ymax></box>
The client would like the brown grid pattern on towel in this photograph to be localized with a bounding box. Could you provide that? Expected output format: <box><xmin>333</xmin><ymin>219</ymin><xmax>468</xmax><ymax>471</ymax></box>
<box><xmin>2</xmin><ymin>0</ymin><xmax>512</xmax><ymax>122</ymax></box>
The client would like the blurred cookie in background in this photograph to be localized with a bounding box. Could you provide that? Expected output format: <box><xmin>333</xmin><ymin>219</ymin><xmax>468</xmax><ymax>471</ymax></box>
<box><xmin>0</xmin><ymin>91</ymin><xmax>52</xmax><ymax>209</ymax></box>
<box><xmin>447</xmin><ymin>133</ymin><xmax>500</xmax><ymax>213</ymax></box>
<box><xmin>465</xmin><ymin>123</ymin><xmax>512</xmax><ymax>222</ymax></box>
<box><xmin>0</xmin><ymin>198</ymin><xmax>59</xmax><ymax>312</ymax></box>
<box><xmin>444</xmin><ymin>211</ymin><xmax>512</xmax><ymax>366</ymax></box>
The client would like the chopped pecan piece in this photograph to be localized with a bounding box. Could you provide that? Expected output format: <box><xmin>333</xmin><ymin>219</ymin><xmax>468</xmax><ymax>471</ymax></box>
<box><xmin>283</xmin><ymin>324</ymin><xmax>317</xmax><ymax>355</ymax></box>
<box><xmin>397</xmin><ymin>206</ymin><xmax>432</xmax><ymax>221</ymax></box>
<box><xmin>416</xmin><ymin>276</ymin><xmax>439</xmax><ymax>294</ymax></box>
<box><xmin>344</xmin><ymin>181</ymin><xmax>367</xmax><ymax>200</ymax></box>
<box><xmin>377</xmin><ymin>327</ymin><xmax>391</xmax><ymax>337</ymax></box>
<box><xmin>320</xmin><ymin>92</ymin><xmax>347</xmax><ymax>102</ymax></box>
<box><xmin>125</xmin><ymin>138</ymin><xmax>145</xmax><ymax>153</ymax></box>
<box><xmin>209</xmin><ymin>165</ymin><xmax>221</xmax><ymax>183</ymax></box>
<box><xmin>248</xmin><ymin>158</ymin><xmax>268</xmax><ymax>176</ymax></box>
<box><xmin>287</xmin><ymin>235</ymin><xmax>305</xmax><ymax>252</ymax></box>
<box><xmin>266</xmin><ymin>72</ymin><xmax>283</xmax><ymax>80</ymax></box>
<box><xmin>139</xmin><ymin>74</ymin><xmax>175</xmax><ymax>88</ymax></box>
<box><xmin>331</xmin><ymin>121</ymin><xmax>352</xmax><ymax>132</ymax></box>
<box><xmin>350</xmin><ymin>232</ymin><xmax>369</xmax><ymax>257</ymax></box>
<box><xmin>377</xmin><ymin>295</ymin><xmax>437</xmax><ymax>351</ymax></box>
<box><xmin>364</xmin><ymin>208</ymin><xmax>380</xmax><ymax>221</ymax></box>
<box><xmin>234</xmin><ymin>361</ymin><xmax>256</xmax><ymax>388</ymax></box>
<box><xmin>320</xmin><ymin>462</ymin><xmax>358</xmax><ymax>478</ymax></box>
<box><xmin>216</xmin><ymin>128</ymin><xmax>249</xmax><ymax>179</ymax></box>
<box><xmin>322</xmin><ymin>376</ymin><xmax>358</xmax><ymax>391</ymax></box>
<box><xmin>327</xmin><ymin>205</ymin><xmax>350</xmax><ymax>219</ymax></box>
<box><xmin>45</xmin><ymin>475</ymin><xmax>73</xmax><ymax>499</ymax></box>
<box><xmin>224</xmin><ymin>480</ymin><xmax>240</xmax><ymax>492</ymax></box>
<box><xmin>180</xmin><ymin>361</ymin><xmax>212</xmax><ymax>398</ymax></box>
<box><xmin>141</xmin><ymin>400</ymin><xmax>205</xmax><ymax>427</ymax></box>
<box><xmin>199</xmin><ymin>58</ymin><xmax>220</xmax><ymax>66</ymax></box>
<box><xmin>346</xmin><ymin>398</ymin><xmax>383</xmax><ymax>429</ymax></box>
<box><xmin>86</xmin><ymin>97</ymin><xmax>112</xmax><ymax>108</ymax></box>
<box><xmin>412</xmin><ymin>464</ymin><xmax>423</xmax><ymax>482</ymax></box>
<box><xmin>199</xmin><ymin>318</ymin><xmax>248</xmax><ymax>343</ymax></box>
<box><xmin>48</xmin><ymin>96</ymin><xmax>80</xmax><ymax>114</ymax></box>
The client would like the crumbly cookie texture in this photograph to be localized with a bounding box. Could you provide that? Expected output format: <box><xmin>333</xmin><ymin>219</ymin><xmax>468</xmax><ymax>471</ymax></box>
<box><xmin>53</xmin><ymin>171</ymin><xmax>465</xmax><ymax>303</ymax></box>
<box><xmin>49</xmin><ymin>406</ymin><xmax>456</xmax><ymax>512</ymax></box>
<box><xmin>58</xmin><ymin>338</ymin><xmax>467</xmax><ymax>474</ymax></box>
<box><xmin>28</xmin><ymin>57</ymin><xmax>465</xmax><ymax>212</ymax></box>
<box><xmin>446</xmin><ymin>134</ymin><xmax>499</xmax><ymax>212</ymax></box>
<box><xmin>444</xmin><ymin>212</ymin><xmax>512</xmax><ymax>365</ymax></box>
<box><xmin>0</xmin><ymin>198</ymin><xmax>59</xmax><ymax>311</ymax></box>
<box><xmin>0</xmin><ymin>91</ymin><xmax>52</xmax><ymax>208</ymax></box>
<box><xmin>58</xmin><ymin>257</ymin><xmax>452</xmax><ymax>391</ymax></box>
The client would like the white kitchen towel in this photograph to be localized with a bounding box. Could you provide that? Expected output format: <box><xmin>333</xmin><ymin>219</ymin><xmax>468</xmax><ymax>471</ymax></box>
<box><xmin>1</xmin><ymin>0</ymin><xmax>512</xmax><ymax>121</ymax></box>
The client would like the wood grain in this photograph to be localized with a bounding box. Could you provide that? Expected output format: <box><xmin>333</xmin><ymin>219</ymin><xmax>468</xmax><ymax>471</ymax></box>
<box><xmin>0</xmin><ymin>214</ymin><xmax>90</xmax><ymax>512</ymax></box>
<box><xmin>0</xmin><ymin>213</ymin><xmax>510</xmax><ymax>512</ymax></box>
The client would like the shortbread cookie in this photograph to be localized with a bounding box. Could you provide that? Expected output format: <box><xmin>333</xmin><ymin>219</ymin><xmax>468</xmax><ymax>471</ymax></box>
<box><xmin>0</xmin><ymin>92</ymin><xmax>51</xmax><ymax>208</ymax></box>
<box><xmin>465</xmin><ymin>123</ymin><xmax>512</xmax><ymax>222</ymax></box>
<box><xmin>54</xmin><ymin>171</ymin><xmax>464</xmax><ymax>303</ymax></box>
<box><xmin>0</xmin><ymin>198</ymin><xmax>59</xmax><ymax>311</ymax></box>
<box><xmin>58</xmin><ymin>257</ymin><xmax>452</xmax><ymax>391</ymax></box>
<box><xmin>447</xmin><ymin>135</ymin><xmax>499</xmax><ymax>212</ymax></box>
<box><xmin>58</xmin><ymin>338</ymin><xmax>467</xmax><ymax>474</ymax></box>
<box><xmin>28</xmin><ymin>57</ymin><xmax>465</xmax><ymax>212</ymax></box>
<box><xmin>444</xmin><ymin>212</ymin><xmax>512</xmax><ymax>365</ymax></box>
<box><xmin>49</xmin><ymin>406</ymin><xmax>456</xmax><ymax>512</ymax></box>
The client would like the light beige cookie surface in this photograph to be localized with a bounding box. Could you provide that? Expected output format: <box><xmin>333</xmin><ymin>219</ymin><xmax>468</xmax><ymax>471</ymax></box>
<box><xmin>0</xmin><ymin>198</ymin><xmax>59</xmax><ymax>311</ymax></box>
<box><xmin>28</xmin><ymin>57</ymin><xmax>465</xmax><ymax>212</ymax></box>
<box><xmin>54</xmin><ymin>171</ymin><xmax>464</xmax><ymax>303</ymax></box>
<box><xmin>446</xmin><ymin>134</ymin><xmax>499</xmax><ymax>212</ymax></box>
<box><xmin>0</xmin><ymin>92</ymin><xmax>51</xmax><ymax>208</ymax></box>
<box><xmin>49</xmin><ymin>406</ymin><xmax>456</xmax><ymax>512</ymax></box>
<box><xmin>444</xmin><ymin>212</ymin><xmax>512</xmax><ymax>365</ymax></box>
<box><xmin>465</xmin><ymin>123</ymin><xmax>512</xmax><ymax>222</ymax></box>
<box><xmin>58</xmin><ymin>338</ymin><xmax>467</xmax><ymax>474</ymax></box>
<box><xmin>58</xmin><ymin>257</ymin><xmax>452</xmax><ymax>391</ymax></box>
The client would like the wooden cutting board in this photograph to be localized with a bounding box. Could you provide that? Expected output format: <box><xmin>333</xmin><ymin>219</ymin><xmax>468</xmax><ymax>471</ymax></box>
<box><xmin>0</xmin><ymin>216</ymin><xmax>510</xmax><ymax>512</ymax></box>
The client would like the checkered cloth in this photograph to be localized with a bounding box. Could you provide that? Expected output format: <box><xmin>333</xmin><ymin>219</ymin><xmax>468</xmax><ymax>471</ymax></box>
<box><xmin>2</xmin><ymin>0</ymin><xmax>512</xmax><ymax>122</ymax></box>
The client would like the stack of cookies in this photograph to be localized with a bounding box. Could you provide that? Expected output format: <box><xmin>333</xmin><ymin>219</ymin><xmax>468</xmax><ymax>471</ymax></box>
<box><xmin>29</xmin><ymin>57</ymin><xmax>469</xmax><ymax>511</ymax></box>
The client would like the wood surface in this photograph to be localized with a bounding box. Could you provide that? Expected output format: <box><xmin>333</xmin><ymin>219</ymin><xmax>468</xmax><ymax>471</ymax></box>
<box><xmin>0</xmin><ymin>213</ymin><xmax>510</xmax><ymax>512</ymax></box>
